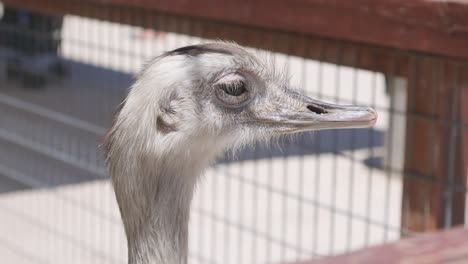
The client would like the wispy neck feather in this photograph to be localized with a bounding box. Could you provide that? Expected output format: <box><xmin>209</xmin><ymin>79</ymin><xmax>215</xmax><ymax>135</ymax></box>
<box><xmin>110</xmin><ymin>145</ymin><xmax>203</xmax><ymax>264</ymax></box>
<box><xmin>129</xmin><ymin>169</ymin><xmax>195</xmax><ymax>264</ymax></box>
<box><xmin>105</xmin><ymin>114</ymin><xmax>228</xmax><ymax>264</ymax></box>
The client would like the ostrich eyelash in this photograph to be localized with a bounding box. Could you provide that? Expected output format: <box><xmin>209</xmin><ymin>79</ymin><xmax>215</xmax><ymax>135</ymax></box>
<box><xmin>217</xmin><ymin>80</ymin><xmax>247</xmax><ymax>96</ymax></box>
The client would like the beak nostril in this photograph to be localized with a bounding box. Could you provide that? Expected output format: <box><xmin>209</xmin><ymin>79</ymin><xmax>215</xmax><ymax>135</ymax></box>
<box><xmin>307</xmin><ymin>105</ymin><xmax>328</xmax><ymax>115</ymax></box>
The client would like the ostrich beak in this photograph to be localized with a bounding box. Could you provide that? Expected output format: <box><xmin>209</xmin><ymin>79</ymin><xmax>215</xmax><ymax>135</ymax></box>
<box><xmin>259</xmin><ymin>91</ymin><xmax>377</xmax><ymax>133</ymax></box>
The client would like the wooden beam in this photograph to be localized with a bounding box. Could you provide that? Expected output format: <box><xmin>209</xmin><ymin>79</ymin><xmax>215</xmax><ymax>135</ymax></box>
<box><xmin>300</xmin><ymin>227</ymin><xmax>468</xmax><ymax>264</ymax></box>
<box><xmin>402</xmin><ymin>59</ymin><xmax>467</xmax><ymax>231</ymax></box>
<box><xmin>0</xmin><ymin>0</ymin><xmax>409</xmax><ymax>75</ymax></box>
<box><xmin>3</xmin><ymin>0</ymin><xmax>468</xmax><ymax>60</ymax></box>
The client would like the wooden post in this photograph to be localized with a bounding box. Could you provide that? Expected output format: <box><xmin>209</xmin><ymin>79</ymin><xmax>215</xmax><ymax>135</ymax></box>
<box><xmin>402</xmin><ymin>59</ymin><xmax>467</xmax><ymax>232</ymax></box>
<box><xmin>460</xmin><ymin>66</ymin><xmax>468</xmax><ymax>223</ymax></box>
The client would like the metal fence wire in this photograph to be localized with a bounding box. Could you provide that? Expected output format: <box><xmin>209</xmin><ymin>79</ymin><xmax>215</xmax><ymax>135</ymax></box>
<box><xmin>0</xmin><ymin>3</ymin><xmax>467</xmax><ymax>264</ymax></box>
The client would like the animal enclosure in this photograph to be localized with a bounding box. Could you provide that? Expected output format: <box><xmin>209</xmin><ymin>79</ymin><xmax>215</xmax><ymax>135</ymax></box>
<box><xmin>0</xmin><ymin>1</ymin><xmax>467</xmax><ymax>263</ymax></box>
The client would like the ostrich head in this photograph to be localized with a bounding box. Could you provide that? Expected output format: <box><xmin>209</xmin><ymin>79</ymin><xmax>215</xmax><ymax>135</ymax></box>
<box><xmin>104</xmin><ymin>42</ymin><xmax>377</xmax><ymax>264</ymax></box>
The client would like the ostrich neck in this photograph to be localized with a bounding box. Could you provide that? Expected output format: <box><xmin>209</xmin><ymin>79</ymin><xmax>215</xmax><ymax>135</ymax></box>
<box><xmin>113</xmin><ymin>156</ymin><xmax>202</xmax><ymax>264</ymax></box>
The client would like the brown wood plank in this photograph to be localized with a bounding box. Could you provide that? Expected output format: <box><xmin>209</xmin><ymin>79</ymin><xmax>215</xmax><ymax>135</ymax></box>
<box><xmin>0</xmin><ymin>0</ymin><xmax>408</xmax><ymax>75</ymax></box>
<box><xmin>300</xmin><ymin>227</ymin><xmax>468</xmax><ymax>264</ymax></box>
<box><xmin>3</xmin><ymin>0</ymin><xmax>468</xmax><ymax>60</ymax></box>
<box><xmin>402</xmin><ymin>60</ymin><xmax>467</xmax><ymax>232</ymax></box>
<box><xmin>460</xmin><ymin>67</ymin><xmax>468</xmax><ymax>222</ymax></box>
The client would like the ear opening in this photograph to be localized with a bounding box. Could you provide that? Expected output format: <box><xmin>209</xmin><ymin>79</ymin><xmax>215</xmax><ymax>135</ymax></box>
<box><xmin>156</xmin><ymin>91</ymin><xmax>181</xmax><ymax>134</ymax></box>
<box><xmin>156</xmin><ymin>114</ymin><xmax>177</xmax><ymax>134</ymax></box>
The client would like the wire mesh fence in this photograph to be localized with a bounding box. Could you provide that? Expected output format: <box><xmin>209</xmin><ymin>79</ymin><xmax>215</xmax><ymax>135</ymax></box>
<box><xmin>0</xmin><ymin>2</ymin><xmax>467</xmax><ymax>264</ymax></box>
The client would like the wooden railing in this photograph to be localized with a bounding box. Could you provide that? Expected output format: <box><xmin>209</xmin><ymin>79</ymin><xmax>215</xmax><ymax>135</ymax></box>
<box><xmin>4</xmin><ymin>0</ymin><xmax>468</xmax><ymax>59</ymax></box>
<box><xmin>304</xmin><ymin>227</ymin><xmax>468</xmax><ymax>264</ymax></box>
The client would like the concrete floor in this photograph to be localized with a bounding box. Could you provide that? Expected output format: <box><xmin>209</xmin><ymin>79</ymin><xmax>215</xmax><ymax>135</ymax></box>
<box><xmin>0</xmin><ymin>15</ymin><xmax>402</xmax><ymax>264</ymax></box>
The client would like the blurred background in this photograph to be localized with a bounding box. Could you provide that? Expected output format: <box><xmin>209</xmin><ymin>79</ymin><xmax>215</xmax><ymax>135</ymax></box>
<box><xmin>0</xmin><ymin>0</ymin><xmax>467</xmax><ymax>263</ymax></box>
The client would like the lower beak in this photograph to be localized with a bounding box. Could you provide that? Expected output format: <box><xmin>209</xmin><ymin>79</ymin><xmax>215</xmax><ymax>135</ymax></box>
<box><xmin>262</xmin><ymin>92</ymin><xmax>377</xmax><ymax>133</ymax></box>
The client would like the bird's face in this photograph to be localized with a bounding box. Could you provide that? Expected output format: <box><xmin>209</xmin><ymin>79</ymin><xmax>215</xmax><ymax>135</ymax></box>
<box><xmin>176</xmin><ymin>43</ymin><xmax>377</xmax><ymax>144</ymax></box>
<box><xmin>124</xmin><ymin>43</ymin><xmax>377</xmax><ymax>153</ymax></box>
<box><xmin>105</xmin><ymin>43</ymin><xmax>378</xmax><ymax>172</ymax></box>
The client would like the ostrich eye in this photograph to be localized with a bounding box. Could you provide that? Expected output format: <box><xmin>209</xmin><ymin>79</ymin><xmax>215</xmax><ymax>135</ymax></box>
<box><xmin>214</xmin><ymin>74</ymin><xmax>251</xmax><ymax>108</ymax></box>
<box><xmin>220</xmin><ymin>81</ymin><xmax>246</xmax><ymax>96</ymax></box>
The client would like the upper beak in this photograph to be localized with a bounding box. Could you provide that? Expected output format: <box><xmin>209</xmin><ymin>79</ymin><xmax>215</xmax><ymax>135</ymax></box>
<box><xmin>260</xmin><ymin>91</ymin><xmax>377</xmax><ymax>133</ymax></box>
